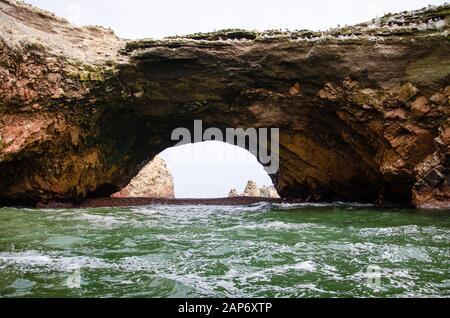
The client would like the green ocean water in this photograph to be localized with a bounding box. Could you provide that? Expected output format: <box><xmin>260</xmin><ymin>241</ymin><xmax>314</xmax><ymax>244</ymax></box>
<box><xmin>0</xmin><ymin>203</ymin><xmax>449</xmax><ymax>298</ymax></box>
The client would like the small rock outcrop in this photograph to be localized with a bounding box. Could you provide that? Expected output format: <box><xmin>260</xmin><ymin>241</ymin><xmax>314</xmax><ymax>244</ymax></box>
<box><xmin>228</xmin><ymin>188</ymin><xmax>239</xmax><ymax>197</ymax></box>
<box><xmin>229</xmin><ymin>181</ymin><xmax>280</xmax><ymax>198</ymax></box>
<box><xmin>260</xmin><ymin>185</ymin><xmax>281</xmax><ymax>199</ymax></box>
<box><xmin>112</xmin><ymin>156</ymin><xmax>175</xmax><ymax>198</ymax></box>
<box><xmin>244</xmin><ymin>180</ymin><xmax>261</xmax><ymax>197</ymax></box>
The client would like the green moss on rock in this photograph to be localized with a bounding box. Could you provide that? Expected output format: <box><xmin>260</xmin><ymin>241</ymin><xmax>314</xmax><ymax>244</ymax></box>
<box><xmin>79</xmin><ymin>70</ymin><xmax>105</xmax><ymax>82</ymax></box>
<box><xmin>406</xmin><ymin>53</ymin><xmax>450</xmax><ymax>87</ymax></box>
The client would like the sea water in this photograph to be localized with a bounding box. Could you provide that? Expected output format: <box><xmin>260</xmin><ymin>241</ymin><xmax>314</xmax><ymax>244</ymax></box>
<box><xmin>0</xmin><ymin>203</ymin><xmax>449</xmax><ymax>297</ymax></box>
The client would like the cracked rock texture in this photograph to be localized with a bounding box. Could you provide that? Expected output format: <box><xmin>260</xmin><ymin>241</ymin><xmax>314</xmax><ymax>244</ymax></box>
<box><xmin>0</xmin><ymin>0</ymin><xmax>449</xmax><ymax>208</ymax></box>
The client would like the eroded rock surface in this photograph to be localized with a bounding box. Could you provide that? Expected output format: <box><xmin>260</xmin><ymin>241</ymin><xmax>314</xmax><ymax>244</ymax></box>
<box><xmin>111</xmin><ymin>155</ymin><xmax>175</xmax><ymax>198</ymax></box>
<box><xmin>0</xmin><ymin>0</ymin><xmax>449</xmax><ymax>208</ymax></box>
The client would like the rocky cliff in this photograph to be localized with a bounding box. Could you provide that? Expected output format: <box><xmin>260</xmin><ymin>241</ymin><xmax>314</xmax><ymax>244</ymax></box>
<box><xmin>0</xmin><ymin>0</ymin><xmax>448</xmax><ymax>208</ymax></box>
<box><xmin>111</xmin><ymin>155</ymin><xmax>174</xmax><ymax>198</ymax></box>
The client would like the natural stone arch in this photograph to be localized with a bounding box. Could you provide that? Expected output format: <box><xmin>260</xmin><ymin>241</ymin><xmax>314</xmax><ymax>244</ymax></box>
<box><xmin>0</xmin><ymin>0</ymin><xmax>448</xmax><ymax>208</ymax></box>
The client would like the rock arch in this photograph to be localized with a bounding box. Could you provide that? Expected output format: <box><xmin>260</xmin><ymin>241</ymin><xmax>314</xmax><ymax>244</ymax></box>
<box><xmin>0</xmin><ymin>0</ymin><xmax>448</xmax><ymax>207</ymax></box>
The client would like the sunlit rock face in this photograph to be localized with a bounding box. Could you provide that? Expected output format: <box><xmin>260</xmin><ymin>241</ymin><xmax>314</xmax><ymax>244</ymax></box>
<box><xmin>0</xmin><ymin>0</ymin><xmax>448</xmax><ymax>208</ymax></box>
<box><xmin>244</xmin><ymin>180</ymin><xmax>261</xmax><ymax>197</ymax></box>
<box><xmin>259</xmin><ymin>185</ymin><xmax>281</xmax><ymax>199</ymax></box>
<box><xmin>111</xmin><ymin>156</ymin><xmax>175</xmax><ymax>198</ymax></box>
<box><xmin>228</xmin><ymin>188</ymin><xmax>239</xmax><ymax>197</ymax></box>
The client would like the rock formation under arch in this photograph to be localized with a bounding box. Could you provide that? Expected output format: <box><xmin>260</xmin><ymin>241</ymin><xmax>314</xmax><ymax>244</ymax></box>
<box><xmin>111</xmin><ymin>155</ymin><xmax>175</xmax><ymax>198</ymax></box>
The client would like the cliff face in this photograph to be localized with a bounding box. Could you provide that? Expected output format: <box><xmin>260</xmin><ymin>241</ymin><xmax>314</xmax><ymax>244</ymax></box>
<box><xmin>111</xmin><ymin>155</ymin><xmax>175</xmax><ymax>198</ymax></box>
<box><xmin>0</xmin><ymin>0</ymin><xmax>448</xmax><ymax>208</ymax></box>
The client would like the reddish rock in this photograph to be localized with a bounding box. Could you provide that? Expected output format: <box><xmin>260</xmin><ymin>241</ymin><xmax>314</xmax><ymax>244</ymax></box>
<box><xmin>443</xmin><ymin>86</ymin><xmax>450</xmax><ymax>96</ymax></box>
<box><xmin>384</xmin><ymin>109</ymin><xmax>407</xmax><ymax>120</ymax></box>
<box><xmin>410</xmin><ymin>96</ymin><xmax>430</xmax><ymax>118</ymax></box>
<box><xmin>399</xmin><ymin>83</ymin><xmax>418</xmax><ymax>101</ymax></box>
<box><xmin>430</xmin><ymin>93</ymin><xmax>446</xmax><ymax>104</ymax></box>
<box><xmin>289</xmin><ymin>83</ymin><xmax>301</xmax><ymax>95</ymax></box>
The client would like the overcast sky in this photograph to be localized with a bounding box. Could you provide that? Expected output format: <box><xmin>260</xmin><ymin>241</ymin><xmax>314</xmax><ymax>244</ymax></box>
<box><xmin>24</xmin><ymin>0</ymin><xmax>446</xmax><ymax>197</ymax></box>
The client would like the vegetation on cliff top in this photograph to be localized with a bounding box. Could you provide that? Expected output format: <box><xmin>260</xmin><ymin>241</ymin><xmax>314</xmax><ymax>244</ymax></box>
<box><xmin>125</xmin><ymin>3</ymin><xmax>448</xmax><ymax>52</ymax></box>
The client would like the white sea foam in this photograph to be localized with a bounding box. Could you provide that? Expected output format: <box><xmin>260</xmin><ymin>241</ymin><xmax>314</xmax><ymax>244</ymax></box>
<box><xmin>0</xmin><ymin>250</ymin><xmax>52</xmax><ymax>266</ymax></box>
<box><xmin>0</xmin><ymin>250</ymin><xmax>113</xmax><ymax>271</ymax></box>
<box><xmin>130</xmin><ymin>207</ymin><xmax>161</xmax><ymax>216</ymax></box>
<box><xmin>290</xmin><ymin>261</ymin><xmax>317</xmax><ymax>271</ymax></box>
<box><xmin>273</xmin><ymin>202</ymin><xmax>374</xmax><ymax>210</ymax></box>
<box><xmin>379</xmin><ymin>245</ymin><xmax>431</xmax><ymax>263</ymax></box>
<box><xmin>221</xmin><ymin>221</ymin><xmax>321</xmax><ymax>231</ymax></box>
<box><xmin>73</xmin><ymin>212</ymin><xmax>128</xmax><ymax>228</ymax></box>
